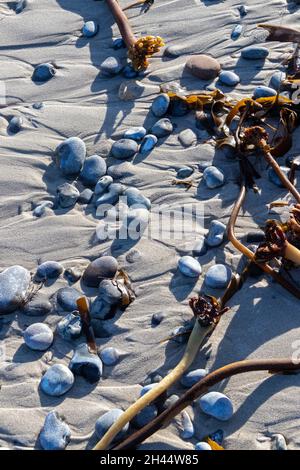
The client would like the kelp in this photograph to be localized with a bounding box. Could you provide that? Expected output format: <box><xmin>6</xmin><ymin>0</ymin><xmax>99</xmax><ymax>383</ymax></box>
<box><xmin>77</xmin><ymin>296</ymin><xmax>98</xmax><ymax>355</ymax></box>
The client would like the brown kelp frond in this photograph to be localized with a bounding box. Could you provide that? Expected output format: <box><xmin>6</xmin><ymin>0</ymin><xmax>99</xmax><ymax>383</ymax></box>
<box><xmin>77</xmin><ymin>296</ymin><xmax>98</xmax><ymax>355</ymax></box>
<box><xmin>128</xmin><ymin>36</ymin><xmax>164</xmax><ymax>71</ymax></box>
<box><xmin>255</xmin><ymin>221</ymin><xmax>287</xmax><ymax>263</ymax></box>
<box><xmin>189</xmin><ymin>295</ymin><xmax>229</xmax><ymax>327</ymax></box>
<box><xmin>258</xmin><ymin>24</ymin><xmax>300</xmax><ymax>43</ymax></box>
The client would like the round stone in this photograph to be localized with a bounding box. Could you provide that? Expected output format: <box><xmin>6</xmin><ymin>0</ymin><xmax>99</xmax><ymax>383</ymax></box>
<box><xmin>186</xmin><ymin>55</ymin><xmax>221</xmax><ymax>80</ymax></box>
<box><xmin>32</xmin><ymin>63</ymin><xmax>56</xmax><ymax>82</ymax></box>
<box><xmin>151</xmin><ymin>312</ymin><xmax>165</xmax><ymax>326</ymax></box>
<box><xmin>203</xmin><ymin>166</ymin><xmax>225</xmax><ymax>189</ymax></box>
<box><xmin>56</xmin><ymin>287</ymin><xmax>81</xmax><ymax>311</ymax></box>
<box><xmin>36</xmin><ymin>261</ymin><xmax>63</xmax><ymax>281</ymax></box>
<box><xmin>100</xmin><ymin>56</ymin><xmax>122</xmax><ymax>76</ymax></box>
<box><xmin>241</xmin><ymin>46</ymin><xmax>269</xmax><ymax>60</ymax></box>
<box><xmin>206</xmin><ymin>220</ymin><xmax>227</xmax><ymax>247</ymax></box>
<box><xmin>57</xmin><ymin>183</ymin><xmax>80</xmax><ymax>208</ymax></box>
<box><xmin>56</xmin><ymin>312</ymin><xmax>82</xmax><ymax>341</ymax></box>
<box><xmin>24</xmin><ymin>323</ymin><xmax>53</xmax><ymax>351</ymax></box>
<box><xmin>111</xmin><ymin>139</ymin><xmax>138</xmax><ymax>160</ymax></box>
<box><xmin>8</xmin><ymin>116</ymin><xmax>23</xmax><ymax>134</ymax></box>
<box><xmin>95</xmin><ymin>409</ymin><xmax>129</xmax><ymax>441</ymax></box>
<box><xmin>40</xmin><ymin>364</ymin><xmax>74</xmax><ymax>397</ymax></box>
<box><xmin>55</xmin><ymin>137</ymin><xmax>86</xmax><ymax>176</ymax></box>
<box><xmin>195</xmin><ymin>442</ymin><xmax>212</xmax><ymax>451</ymax></box>
<box><xmin>219</xmin><ymin>71</ymin><xmax>240</xmax><ymax>87</ymax></box>
<box><xmin>199</xmin><ymin>391</ymin><xmax>233</xmax><ymax>421</ymax></box>
<box><xmin>253</xmin><ymin>85</ymin><xmax>277</xmax><ymax>99</ymax></box>
<box><xmin>78</xmin><ymin>188</ymin><xmax>93</xmax><ymax>204</ymax></box>
<box><xmin>82</xmin><ymin>21</ymin><xmax>98</xmax><ymax>38</ymax></box>
<box><xmin>124</xmin><ymin>126</ymin><xmax>146</xmax><ymax>141</ymax></box>
<box><xmin>69</xmin><ymin>343</ymin><xmax>103</xmax><ymax>383</ymax></box>
<box><xmin>82</xmin><ymin>256</ymin><xmax>118</xmax><ymax>287</ymax></box>
<box><xmin>178</xmin><ymin>129</ymin><xmax>197</xmax><ymax>147</ymax></box>
<box><xmin>270</xmin><ymin>71</ymin><xmax>286</xmax><ymax>90</ymax></box>
<box><xmin>0</xmin><ymin>266</ymin><xmax>31</xmax><ymax>314</ymax></box>
<box><xmin>231</xmin><ymin>24</ymin><xmax>243</xmax><ymax>40</ymax></box>
<box><xmin>40</xmin><ymin>411</ymin><xmax>71</xmax><ymax>450</ymax></box>
<box><xmin>151</xmin><ymin>118</ymin><xmax>173</xmax><ymax>138</ymax></box>
<box><xmin>163</xmin><ymin>394</ymin><xmax>179</xmax><ymax>410</ymax></box>
<box><xmin>100</xmin><ymin>347</ymin><xmax>120</xmax><ymax>366</ymax></box>
<box><xmin>139</xmin><ymin>134</ymin><xmax>158</xmax><ymax>154</ymax></box>
<box><xmin>80</xmin><ymin>155</ymin><xmax>107</xmax><ymax>187</ymax></box>
<box><xmin>180</xmin><ymin>368</ymin><xmax>208</xmax><ymax>388</ymax></box>
<box><xmin>205</xmin><ymin>264</ymin><xmax>232</xmax><ymax>289</ymax></box>
<box><xmin>124</xmin><ymin>187</ymin><xmax>151</xmax><ymax>209</ymax></box>
<box><xmin>151</xmin><ymin>94</ymin><xmax>170</xmax><ymax>117</ymax></box>
<box><xmin>177</xmin><ymin>166</ymin><xmax>194</xmax><ymax>179</ymax></box>
<box><xmin>178</xmin><ymin>256</ymin><xmax>202</xmax><ymax>278</ymax></box>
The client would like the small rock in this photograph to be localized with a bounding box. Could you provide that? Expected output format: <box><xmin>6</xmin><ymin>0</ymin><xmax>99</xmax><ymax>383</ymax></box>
<box><xmin>186</xmin><ymin>54</ymin><xmax>221</xmax><ymax>80</ymax></box>
<box><xmin>91</xmin><ymin>279</ymin><xmax>122</xmax><ymax>319</ymax></box>
<box><xmin>178</xmin><ymin>256</ymin><xmax>202</xmax><ymax>278</ymax></box>
<box><xmin>268</xmin><ymin>167</ymin><xmax>289</xmax><ymax>187</ymax></box>
<box><xmin>238</xmin><ymin>5</ymin><xmax>248</xmax><ymax>17</ymax></box>
<box><xmin>253</xmin><ymin>85</ymin><xmax>277</xmax><ymax>99</ymax></box>
<box><xmin>32</xmin><ymin>63</ymin><xmax>56</xmax><ymax>82</ymax></box>
<box><xmin>23</xmin><ymin>293</ymin><xmax>52</xmax><ymax>316</ymax></box>
<box><xmin>57</xmin><ymin>183</ymin><xmax>80</xmax><ymax>208</ymax></box>
<box><xmin>205</xmin><ymin>264</ymin><xmax>232</xmax><ymax>289</ymax></box>
<box><xmin>133</xmin><ymin>405</ymin><xmax>158</xmax><ymax>428</ymax></box>
<box><xmin>271</xmin><ymin>434</ymin><xmax>287</xmax><ymax>450</ymax></box>
<box><xmin>24</xmin><ymin>323</ymin><xmax>53</xmax><ymax>351</ymax></box>
<box><xmin>80</xmin><ymin>155</ymin><xmax>107</xmax><ymax>187</ymax></box>
<box><xmin>140</xmin><ymin>383</ymin><xmax>158</xmax><ymax>397</ymax></box>
<box><xmin>56</xmin><ymin>312</ymin><xmax>82</xmax><ymax>341</ymax></box>
<box><xmin>163</xmin><ymin>394</ymin><xmax>179</xmax><ymax>409</ymax></box>
<box><xmin>55</xmin><ymin>137</ymin><xmax>86</xmax><ymax>176</ymax></box>
<box><xmin>118</xmin><ymin>80</ymin><xmax>160</xmax><ymax>101</ymax></box>
<box><xmin>82</xmin><ymin>256</ymin><xmax>118</xmax><ymax>287</ymax></box>
<box><xmin>177</xmin><ymin>166</ymin><xmax>194</xmax><ymax>179</ymax></box>
<box><xmin>199</xmin><ymin>391</ymin><xmax>233</xmax><ymax>421</ymax></box>
<box><xmin>33</xmin><ymin>200</ymin><xmax>54</xmax><ymax>217</ymax></box>
<box><xmin>270</xmin><ymin>71</ymin><xmax>286</xmax><ymax>90</ymax></box>
<box><xmin>181</xmin><ymin>368</ymin><xmax>208</xmax><ymax>388</ymax></box>
<box><xmin>36</xmin><ymin>261</ymin><xmax>63</xmax><ymax>281</ymax></box>
<box><xmin>82</xmin><ymin>21</ymin><xmax>98</xmax><ymax>38</ymax></box>
<box><xmin>206</xmin><ymin>220</ymin><xmax>226</xmax><ymax>247</ymax></box>
<box><xmin>151</xmin><ymin>118</ymin><xmax>173</xmax><ymax>138</ymax></box>
<box><xmin>100</xmin><ymin>56</ymin><xmax>123</xmax><ymax>76</ymax></box>
<box><xmin>8</xmin><ymin>116</ymin><xmax>23</xmax><ymax>134</ymax></box>
<box><xmin>56</xmin><ymin>287</ymin><xmax>81</xmax><ymax>312</ymax></box>
<box><xmin>113</xmin><ymin>38</ymin><xmax>126</xmax><ymax>50</ymax></box>
<box><xmin>95</xmin><ymin>175</ymin><xmax>113</xmax><ymax>196</ymax></box>
<box><xmin>231</xmin><ymin>24</ymin><xmax>243</xmax><ymax>40</ymax></box>
<box><xmin>124</xmin><ymin>187</ymin><xmax>151</xmax><ymax>209</ymax></box>
<box><xmin>180</xmin><ymin>410</ymin><xmax>194</xmax><ymax>439</ymax></box>
<box><xmin>0</xmin><ymin>266</ymin><xmax>31</xmax><ymax>314</ymax></box>
<box><xmin>111</xmin><ymin>139</ymin><xmax>138</xmax><ymax>160</ymax></box>
<box><xmin>219</xmin><ymin>70</ymin><xmax>240</xmax><ymax>87</ymax></box>
<box><xmin>69</xmin><ymin>343</ymin><xmax>103</xmax><ymax>383</ymax></box>
<box><xmin>164</xmin><ymin>45</ymin><xmax>184</xmax><ymax>58</ymax></box>
<box><xmin>178</xmin><ymin>129</ymin><xmax>197</xmax><ymax>147</ymax></box>
<box><xmin>126</xmin><ymin>249</ymin><xmax>141</xmax><ymax>263</ymax></box>
<box><xmin>64</xmin><ymin>266</ymin><xmax>82</xmax><ymax>283</ymax></box>
<box><xmin>78</xmin><ymin>188</ymin><xmax>93</xmax><ymax>204</ymax></box>
<box><xmin>124</xmin><ymin>126</ymin><xmax>146</xmax><ymax>141</ymax></box>
<box><xmin>192</xmin><ymin>237</ymin><xmax>207</xmax><ymax>256</ymax></box>
<box><xmin>32</xmin><ymin>102</ymin><xmax>44</xmax><ymax>110</ymax></box>
<box><xmin>40</xmin><ymin>364</ymin><xmax>74</xmax><ymax>396</ymax></box>
<box><xmin>122</xmin><ymin>64</ymin><xmax>139</xmax><ymax>79</ymax></box>
<box><xmin>40</xmin><ymin>411</ymin><xmax>71</xmax><ymax>450</ymax></box>
<box><xmin>195</xmin><ymin>442</ymin><xmax>212</xmax><ymax>451</ymax></box>
<box><xmin>95</xmin><ymin>409</ymin><xmax>128</xmax><ymax>440</ymax></box>
<box><xmin>151</xmin><ymin>94</ymin><xmax>170</xmax><ymax>117</ymax></box>
<box><xmin>151</xmin><ymin>312</ymin><xmax>165</xmax><ymax>326</ymax></box>
<box><xmin>100</xmin><ymin>347</ymin><xmax>120</xmax><ymax>366</ymax></box>
<box><xmin>203</xmin><ymin>166</ymin><xmax>225</xmax><ymax>189</ymax></box>
<box><xmin>139</xmin><ymin>134</ymin><xmax>158</xmax><ymax>154</ymax></box>
<box><xmin>143</xmin><ymin>372</ymin><xmax>163</xmax><ymax>386</ymax></box>
<box><xmin>241</xmin><ymin>46</ymin><xmax>269</xmax><ymax>60</ymax></box>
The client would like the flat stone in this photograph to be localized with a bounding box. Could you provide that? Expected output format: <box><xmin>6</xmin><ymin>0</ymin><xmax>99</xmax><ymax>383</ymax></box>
<box><xmin>55</xmin><ymin>137</ymin><xmax>86</xmax><ymax>176</ymax></box>
<box><xmin>139</xmin><ymin>134</ymin><xmax>158</xmax><ymax>154</ymax></box>
<box><xmin>36</xmin><ymin>261</ymin><xmax>63</xmax><ymax>281</ymax></box>
<box><xmin>39</xmin><ymin>411</ymin><xmax>71</xmax><ymax>450</ymax></box>
<box><xmin>24</xmin><ymin>323</ymin><xmax>53</xmax><ymax>351</ymax></box>
<box><xmin>199</xmin><ymin>391</ymin><xmax>233</xmax><ymax>421</ymax></box>
<box><xmin>151</xmin><ymin>118</ymin><xmax>173</xmax><ymax>138</ymax></box>
<box><xmin>180</xmin><ymin>368</ymin><xmax>208</xmax><ymax>387</ymax></box>
<box><xmin>0</xmin><ymin>266</ymin><xmax>31</xmax><ymax>314</ymax></box>
<box><xmin>205</xmin><ymin>264</ymin><xmax>232</xmax><ymax>289</ymax></box>
<box><xmin>219</xmin><ymin>70</ymin><xmax>240</xmax><ymax>87</ymax></box>
<box><xmin>178</xmin><ymin>129</ymin><xmax>197</xmax><ymax>147</ymax></box>
<box><xmin>23</xmin><ymin>293</ymin><xmax>52</xmax><ymax>316</ymax></box>
<box><xmin>56</xmin><ymin>287</ymin><xmax>82</xmax><ymax>311</ymax></box>
<box><xmin>177</xmin><ymin>166</ymin><xmax>194</xmax><ymax>179</ymax></box>
<box><xmin>95</xmin><ymin>182</ymin><xmax>124</xmax><ymax>208</ymax></box>
<box><xmin>253</xmin><ymin>85</ymin><xmax>277</xmax><ymax>99</ymax></box>
<box><xmin>80</xmin><ymin>155</ymin><xmax>107</xmax><ymax>187</ymax></box>
<box><xmin>40</xmin><ymin>364</ymin><xmax>74</xmax><ymax>396</ymax></box>
<box><xmin>111</xmin><ymin>139</ymin><xmax>138</xmax><ymax>160</ymax></box>
<box><xmin>151</xmin><ymin>94</ymin><xmax>170</xmax><ymax>117</ymax></box>
<box><xmin>56</xmin><ymin>312</ymin><xmax>82</xmax><ymax>341</ymax></box>
<box><xmin>271</xmin><ymin>434</ymin><xmax>288</xmax><ymax>450</ymax></box>
<box><xmin>82</xmin><ymin>256</ymin><xmax>118</xmax><ymax>287</ymax></box>
<box><xmin>186</xmin><ymin>55</ymin><xmax>221</xmax><ymax>80</ymax></box>
<box><xmin>95</xmin><ymin>409</ymin><xmax>129</xmax><ymax>440</ymax></box>
<box><xmin>57</xmin><ymin>182</ymin><xmax>80</xmax><ymax>208</ymax></box>
<box><xmin>124</xmin><ymin>127</ymin><xmax>146</xmax><ymax>141</ymax></box>
<box><xmin>241</xmin><ymin>46</ymin><xmax>269</xmax><ymax>60</ymax></box>
<box><xmin>82</xmin><ymin>21</ymin><xmax>98</xmax><ymax>38</ymax></box>
<box><xmin>69</xmin><ymin>343</ymin><xmax>103</xmax><ymax>383</ymax></box>
<box><xmin>206</xmin><ymin>220</ymin><xmax>227</xmax><ymax>247</ymax></box>
<box><xmin>178</xmin><ymin>256</ymin><xmax>202</xmax><ymax>278</ymax></box>
<box><xmin>203</xmin><ymin>166</ymin><xmax>225</xmax><ymax>189</ymax></box>
<box><xmin>32</xmin><ymin>63</ymin><xmax>56</xmax><ymax>82</ymax></box>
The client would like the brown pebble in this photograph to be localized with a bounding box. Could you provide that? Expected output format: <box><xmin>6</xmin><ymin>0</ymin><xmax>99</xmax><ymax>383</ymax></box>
<box><xmin>186</xmin><ymin>54</ymin><xmax>221</xmax><ymax>80</ymax></box>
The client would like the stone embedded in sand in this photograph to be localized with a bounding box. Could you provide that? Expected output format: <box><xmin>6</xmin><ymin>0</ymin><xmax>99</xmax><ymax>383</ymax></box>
<box><xmin>36</xmin><ymin>261</ymin><xmax>63</xmax><ymax>281</ymax></box>
<box><xmin>55</xmin><ymin>137</ymin><xmax>86</xmax><ymax>176</ymax></box>
<box><xmin>82</xmin><ymin>256</ymin><xmax>118</xmax><ymax>287</ymax></box>
<box><xmin>111</xmin><ymin>139</ymin><xmax>138</xmax><ymax>160</ymax></box>
<box><xmin>133</xmin><ymin>405</ymin><xmax>158</xmax><ymax>429</ymax></box>
<box><xmin>124</xmin><ymin>187</ymin><xmax>151</xmax><ymax>210</ymax></box>
<box><xmin>186</xmin><ymin>55</ymin><xmax>221</xmax><ymax>80</ymax></box>
<box><xmin>219</xmin><ymin>70</ymin><xmax>240</xmax><ymax>87</ymax></box>
<box><xmin>82</xmin><ymin>21</ymin><xmax>98</xmax><ymax>38</ymax></box>
<box><xmin>268</xmin><ymin>166</ymin><xmax>289</xmax><ymax>187</ymax></box>
<box><xmin>151</xmin><ymin>312</ymin><xmax>165</xmax><ymax>326</ymax></box>
<box><xmin>57</xmin><ymin>182</ymin><xmax>80</xmax><ymax>208</ymax></box>
<box><xmin>192</xmin><ymin>236</ymin><xmax>207</xmax><ymax>256</ymax></box>
<box><xmin>231</xmin><ymin>24</ymin><xmax>243</xmax><ymax>40</ymax></box>
<box><xmin>253</xmin><ymin>85</ymin><xmax>277</xmax><ymax>99</ymax></box>
<box><xmin>80</xmin><ymin>155</ymin><xmax>107</xmax><ymax>187</ymax></box>
<box><xmin>95</xmin><ymin>409</ymin><xmax>129</xmax><ymax>440</ymax></box>
<box><xmin>40</xmin><ymin>364</ymin><xmax>74</xmax><ymax>396</ymax></box>
<box><xmin>206</xmin><ymin>220</ymin><xmax>226</xmax><ymax>247</ymax></box>
<box><xmin>199</xmin><ymin>391</ymin><xmax>233</xmax><ymax>421</ymax></box>
<box><xmin>0</xmin><ymin>266</ymin><xmax>31</xmax><ymax>314</ymax></box>
<box><xmin>56</xmin><ymin>287</ymin><xmax>81</xmax><ymax>312</ymax></box>
<box><xmin>39</xmin><ymin>411</ymin><xmax>71</xmax><ymax>451</ymax></box>
<box><xmin>24</xmin><ymin>323</ymin><xmax>53</xmax><ymax>351</ymax></box>
<box><xmin>69</xmin><ymin>343</ymin><xmax>102</xmax><ymax>383</ymax></box>
<box><xmin>178</xmin><ymin>129</ymin><xmax>197</xmax><ymax>147</ymax></box>
<box><xmin>95</xmin><ymin>182</ymin><xmax>124</xmax><ymax>207</ymax></box>
<box><xmin>56</xmin><ymin>312</ymin><xmax>82</xmax><ymax>341</ymax></box>
<box><xmin>151</xmin><ymin>93</ymin><xmax>170</xmax><ymax>117</ymax></box>
<box><xmin>238</xmin><ymin>5</ymin><xmax>248</xmax><ymax>17</ymax></box>
<box><xmin>100</xmin><ymin>347</ymin><xmax>121</xmax><ymax>366</ymax></box>
<box><xmin>100</xmin><ymin>56</ymin><xmax>123</xmax><ymax>76</ymax></box>
<box><xmin>32</xmin><ymin>63</ymin><xmax>56</xmax><ymax>82</ymax></box>
<box><xmin>195</xmin><ymin>442</ymin><xmax>212</xmax><ymax>451</ymax></box>
<box><xmin>178</xmin><ymin>256</ymin><xmax>202</xmax><ymax>278</ymax></box>
<box><xmin>203</xmin><ymin>166</ymin><xmax>225</xmax><ymax>189</ymax></box>
<box><xmin>180</xmin><ymin>368</ymin><xmax>208</xmax><ymax>388</ymax></box>
<box><xmin>180</xmin><ymin>410</ymin><xmax>194</xmax><ymax>439</ymax></box>
<box><xmin>151</xmin><ymin>118</ymin><xmax>173</xmax><ymax>138</ymax></box>
<box><xmin>205</xmin><ymin>264</ymin><xmax>232</xmax><ymax>289</ymax></box>
<box><xmin>23</xmin><ymin>293</ymin><xmax>52</xmax><ymax>316</ymax></box>
<box><xmin>139</xmin><ymin>134</ymin><xmax>158</xmax><ymax>154</ymax></box>
<box><xmin>78</xmin><ymin>188</ymin><xmax>93</xmax><ymax>204</ymax></box>
<box><xmin>95</xmin><ymin>175</ymin><xmax>113</xmax><ymax>196</ymax></box>
<box><xmin>272</xmin><ymin>434</ymin><xmax>287</xmax><ymax>450</ymax></box>
<box><xmin>124</xmin><ymin>126</ymin><xmax>146</xmax><ymax>141</ymax></box>
<box><xmin>118</xmin><ymin>80</ymin><xmax>160</xmax><ymax>101</ymax></box>
<box><xmin>241</xmin><ymin>46</ymin><xmax>269</xmax><ymax>60</ymax></box>
<box><xmin>177</xmin><ymin>166</ymin><xmax>194</xmax><ymax>179</ymax></box>
<box><xmin>8</xmin><ymin>116</ymin><xmax>23</xmax><ymax>134</ymax></box>
<box><xmin>33</xmin><ymin>200</ymin><xmax>54</xmax><ymax>217</ymax></box>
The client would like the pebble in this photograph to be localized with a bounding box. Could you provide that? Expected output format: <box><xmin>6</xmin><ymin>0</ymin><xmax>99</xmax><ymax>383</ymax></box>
<box><xmin>133</xmin><ymin>405</ymin><xmax>158</xmax><ymax>428</ymax></box>
<box><xmin>100</xmin><ymin>56</ymin><xmax>123</xmax><ymax>76</ymax></box>
<box><xmin>192</xmin><ymin>237</ymin><xmax>207</xmax><ymax>256</ymax></box>
<box><xmin>180</xmin><ymin>410</ymin><xmax>194</xmax><ymax>439</ymax></box>
<box><xmin>32</xmin><ymin>102</ymin><xmax>44</xmax><ymax>110</ymax></box>
<box><xmin>124</xmin><ymin>187</ymin><xmax>151</xmax><ymax>209</ymax></box>
<box><xmin>95</xmin><ymin>409</ymin><xmax>129</xmax><ymax>440</ymax></box>
<box><xmin>271</xmin><ymin>434</ymin><xmax>287</xmax><ymax>450</ymax></box>
<box><xmin>178</xmin><ymin>129</ymin><xmax>197</xmax><ymax>147</ymax></box>
<box><xmin>199</xmin><ymin>391</ymin><xmax>233</xmax><ymax>421</ymax></box>
<box><xmin>95</xmin><ymin>175</ymin><xmax>113</xmax><ymax>196</ymax></box>
<box><xmin>33</xmin><ymin>200</ymin><xmax>54</xmax><ymax>217</ymax></box>
<box><xmin>124</xmin><ymin>126</ymin><xmax>146</xmax><ymax>141</ymax></box>
<box><xmin>268</xmin><ymin>166</ymin><xmax>289</xmax><ymax>187</ymax></box>
<box><xmin>163</xmin><ymin>394</ymin><xmax>179</xmax><ymax>410</ymax></box>
<box><xmin>82</xmin><ymin>256</ymin><xmax>118</xmax><ymax>287</ymax></box>
<box><xmin>164</xmin><ymin>45</ymin><xmax>184</xmax><ymax>58</ymax></box>
<box><xmin>69</xmin><ymin>343</ymin><xmax>103</xmax><ymax>383</ymax></box>
<box><xmin>231</xmin><ymin>24</ymin><xmax>243</xmax><ymax>40</ymax></box>
<box><xmin>23</xmin><ymin>293</ymin><xmax>52</xmax><ymax>316</ymax></box>
<box><xmin>55</xmin><ymin>137</ymin><xmax>86</xmax><ymax>176</ymax></box>
<box><xmin>36</xmin><ymin>261</ymin><xmax>63</xmax><ymax>281</ymax></box>
<box><xmin>113</xmin><ymin>38</ymin><xmax>126</xmax><ymax>50</ymax></box>
<box><xmin>78</xmin><ymin>188</ymin><xmax>93</xmax><ymax>204</ymax></box>
<box><xmin>206</xmin><ymin>220</ymin><xmax>227</xmax><ymax>247</ymax></box>
<box><xmin>111</xmin><ymin>139</ymin><xmax>138</xmax><ymax>160</ymax></box>
<box><xmin>39</xmin><ymin>411</ymin><xmax>71</xmax><ymax>450</ymax></box>
<box><xmin>64</xmin><ymin>266</ymin><xmax>82</xmax><ymax>283</ymax></box>
<box><xmin>180</xmin><ymin>368</ymin><xmax>208</xmax><ymax>388</ymax></box>
<box><xmin>238</xmin><ymin>5</ymin><xmax>248</xmax><ymax>17</ymax></box>
<box><xmin>56</xmin><ymin>287</ymin><xmax>81</xmax><ymax>311</ymax></box>
<box><xmin>219</xmin><ymin>70</ymin><xmax>240</xmax><ymax>87</ymax></box>
<box><xmin>151</xmin><ymin>118</ymin><xmax>173</xmax><ymax>138</ymax></box>
<box><xmin>203</xmin><ymin>166</ymin><xmax>225</xmax><ymax>189</ymax></box>
<box><xmin>186</xmin><ymin>54</ymin><xmax>221</xmax><ymax>80</ymax></box>
<box><xmin>151</xmin><ymin>312</ymin><xmax>165</xmax><ymax>326</ymax></box>
<box><xmin>139</xmin><ymin>134</ymin><xmax>158</xmax><ymax>154</ymax></box>
<box><xmin>91</xmin><ymin>279</ymin><xmax>122</xmax><ymax>319</ymax></box>
<box><xmin>140</xmin><ymin>383</ymin><xmax>158</xmax><ymax>397</ymax></box>
<box><xmin>32</xmin><ymin>63</ymin><xmax>56</xmax><ymax>82</ymax></box>
<box><xmin>270</xmin><ymin>71</ymin><xmax>286</xmax><ymax>90</ymax></box>
<box><xmin>100</xmin><ymin>347</ymin><xmax>120</xmax><ymax>366</ymax></box>
<box><xmin>82</xmin><ymin>21</ymin><xmax>98</xmax><ymax>38</ymax></box>
<box><xmin>151</xmin><ymin>94</ymin><xmax>170</xmax><ymax>117</ymax></box>
<box><xmin>143</xmin><ymin>372</ymin><xmax>163</xmax><ymax>386</ymax></box>
<box><xmin>24</xmin><ymin>323</ymin><xmax>53</xmax><ymax>351</ymax></box>
<box><xmin>122</xmin><ymin>64</ymin><xmax>139</xmax><ymax>79</ymax></box>
<box><xmin>0</xmin><ymin>266</ymin><xmax>31</xmax><ymax>314</ymax></box>
<box><xmin>56</xmin><ymin>312</ymin><xmax>82</xmax><ymax>341</ymax></box>
<box><xmin>40</xmin><ymin>364</ymin><xmax>74</xmax><ymax>396</ymax></box>
<box><xmin>195</xmin><ymin>442</ymin><xmax>212</xmax><ymax>451</ymax></box>
<box><xmin>8</xmin><ymin>116</ymin><xmax>23</xmax><ymax>134</ymax></box>
<box><xmin>241</xmin><ymin>46</ymin><xmax>269</xmax><ymax>60</ymax></box>
<box><xmin>178</xmin><ymin>256</ymin><xmax>202</xmax><ymax>278</ymax></box>
<box><xmin>57</xmin><ymin>182</ymin><xmax>80</xmax><ymax>208</ymax></box>
<box><xmin>80</xmin><ymin>155</ymin><xmax>107</xmax><ymax>187</ymax></box>
<box><xmin>253</xmin><ymin>85</ymin><xmax>277</xmax><ymax>99</ymax></box>
<box><xmin>177</xmin><ymin>166</ymin><xmax>194</xmax><ymax>179</ymax></box>
<box><xmin>205</xmin><ymin>264</ymin><xmax>232</xmax><ymax>289</ymax></box>
<box><xmin>125</xmin><ymin>249</ymin><xmax>141</xmax><ymax>263</ymax></box>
